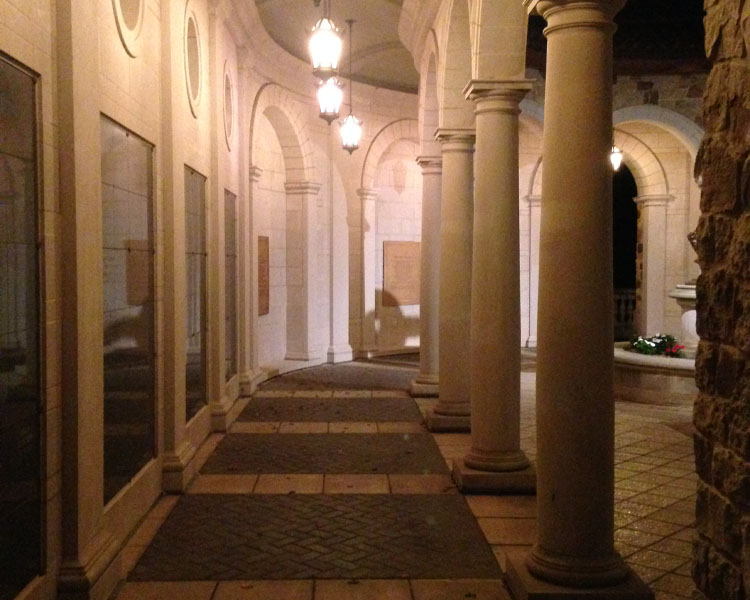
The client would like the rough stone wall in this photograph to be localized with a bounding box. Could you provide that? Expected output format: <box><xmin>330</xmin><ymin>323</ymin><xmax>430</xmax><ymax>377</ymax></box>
<box><xmin>692</xmin><ymin>1</ymin><xmax>750</xmax><ymax>598</ymax></box>
<box><xmin>525</xmin><ymin>69</ymin><xmax>707</xmax><ymax>125</ymax></box>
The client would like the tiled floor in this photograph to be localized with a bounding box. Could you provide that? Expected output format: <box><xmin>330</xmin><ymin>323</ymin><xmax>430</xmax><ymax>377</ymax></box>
<box><xmin>114</xmin><ymin>358</ymin><xmax>696</xmax><ymax>600</ymax></box>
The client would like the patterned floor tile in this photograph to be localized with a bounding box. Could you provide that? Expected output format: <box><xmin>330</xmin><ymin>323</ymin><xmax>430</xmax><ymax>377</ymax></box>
<box><xmin>130</xmin><ymin>494</ymin><xmax>501</xmax><ymax>581</ymax></box>
<box><xmin>201</xmin><ymin>434</ymin><xmax>449</xmax><ymax>475</ymax></box>
<box><xmin>238</xmin><ymin>397</ymin><xmax>423</xmax><ymax>422</ymax></box>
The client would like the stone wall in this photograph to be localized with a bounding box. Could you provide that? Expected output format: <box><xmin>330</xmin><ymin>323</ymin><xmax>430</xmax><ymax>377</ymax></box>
<box><xmin>692</xmin><ymin>1</ymin><xmax>750</xmax><ymax>598</ymax></box>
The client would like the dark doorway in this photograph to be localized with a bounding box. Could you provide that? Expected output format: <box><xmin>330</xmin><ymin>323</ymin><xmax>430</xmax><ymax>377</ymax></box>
<box><xmin>613</xmin><ymin>164</ymin><xmax>638</xmax><ymax>340</ymax></box>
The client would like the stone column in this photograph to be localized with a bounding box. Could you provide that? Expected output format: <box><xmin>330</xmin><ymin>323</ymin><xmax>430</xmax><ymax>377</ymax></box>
<box><xmin>284</xmin><ymin>181</ymin><xmax>322</xmax><ymax>361</ymax></box>
<box><xmin>410</xmin><ymin>156</ymin><xmax>442</xmax><ymax>397</ymax></box>
<box><xmin>526</xmin><ymin>195</ymin><xmax>541</xmax><ymax>347</ymax></box>
<box><xmin>452</xmin><ymin>81</ymin><xmax>535</xmax><ymax>493</ymax></box>
<box><xmin>358</xmin><ymin>188</ymin><xmax>378</xmax><ymax>357</ymax></box>
<box><xmin>239</xmin><ymin>165</ymin><xmax>265</xmax><ymax>396</ymax></box>
<box><xmin>633</xmin><ymin>194</ymin><xmax>673</xmax><ymax>336</ymax></box>
<box><xmin>507</xmin><ymin>1</ymin><xmax>652</xmax><ymax>597</ymax></box>
<box><xmin>426</xmin><ymin>130</ymin><xmax>474</xmax><ymax>432</ymax></box>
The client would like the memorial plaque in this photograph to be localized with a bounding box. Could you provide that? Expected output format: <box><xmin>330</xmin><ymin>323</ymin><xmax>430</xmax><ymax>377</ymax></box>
<box><xmin>258</xmin><ymin>236</ymin><xmax>270</xmax><ymax>315</ymax></box>
<box><xmin>383</xmin><ymin>241</ymin><xmax>421</xmax><ymax>307</ymax></box>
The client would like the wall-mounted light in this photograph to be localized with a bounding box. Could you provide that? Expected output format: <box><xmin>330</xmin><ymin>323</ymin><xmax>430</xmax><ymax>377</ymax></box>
<box><xmin>340</xmin><ymin>19</ymin><xmax>362</xmax><ymax>154</ymax></box>
<box><xmin>610</xmin><ymin>145</ymin><xmax>623</xmax><ymax>171</ymax></box>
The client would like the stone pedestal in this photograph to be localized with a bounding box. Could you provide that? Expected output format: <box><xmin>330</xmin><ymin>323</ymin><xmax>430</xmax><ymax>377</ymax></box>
<box><xmin>511</xmin><ymin>1</ymin><xmax>650</xmax><ymax>597</ymax></box>
<box><xmin>452</xmin><ymin>80</ymin><xmax>536</xmax><ymax>493</ymax></box>
<box><xmin>410</xmin><ymin>156</ymin><xmax>442</xmax><ymax>397</ymax></box>
<box><xmin>426</xmin><ymin>131</ymin><xmax>475</xmax><ymax>432</ymax></box>
<box><xmin>668</xmin><ymin>283</ymin><xmax>698</xmax><ymax>354</ymax></box>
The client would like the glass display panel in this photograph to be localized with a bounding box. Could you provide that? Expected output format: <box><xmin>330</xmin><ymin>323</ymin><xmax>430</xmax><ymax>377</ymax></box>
<box><xmin>224</xmin><ymin>190</ymin><xmax>237</xmax><ymax>381</ymax></box>
<box><xmin>0</xmin><ymin>55</ymin><xmax>42</xmax><ymax>599</ymax></box>
<box><xmin>185</xmin><ymin>167</ymin><xmax>207</xmax><ymax>420</ymax></box>
<box><xmin>101</xmin><ymin>116</ymin><xmax>155</xmax><ymax>504</ymax></box>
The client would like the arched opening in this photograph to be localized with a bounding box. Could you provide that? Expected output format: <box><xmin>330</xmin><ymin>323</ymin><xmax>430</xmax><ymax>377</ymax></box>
<box><xmin>613</xmin><ymin>163</ymin><xmax>638</xmax><ymax>340</ymax></box>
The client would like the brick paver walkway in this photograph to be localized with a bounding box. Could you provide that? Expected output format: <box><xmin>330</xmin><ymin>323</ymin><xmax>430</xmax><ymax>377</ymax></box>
<box><xmin>114</xmin><ymin>357</ymin><xmax>696</xmax><ymax>600</ymax></box>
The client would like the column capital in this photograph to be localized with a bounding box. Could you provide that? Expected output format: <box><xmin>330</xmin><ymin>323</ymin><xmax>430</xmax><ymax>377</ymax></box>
<box><xmin>249</xmin><ymin>165</ymin><xmax>263</xmax><ymax>183</ymax></box>
<box><xmin>284</xmin><ymin>180</ymin><xmax>321</xmax><ymax>195</ymax></box>
<box><xmin>463</xmin><ymin>79</ymin><xmax>534</xmax><ymax>108</ymax></box>
<box><xmin>416</xmin><ymin>155</ymin><xmax>443</xmax><ymax>174</ymax></box>
<box><xmin>525</xmin><ymin>0</ymin><xmax>626</xmax><ymax>28</ymax></box>
<box><xmin>633</xmin><ymin>194</ymin><xmax>674</xmax><ymax>208</ymax></box>
<box><xmin>435</xmin><ymin>128</ymin><xmax>475</xmax><ymax>153</ymax></box>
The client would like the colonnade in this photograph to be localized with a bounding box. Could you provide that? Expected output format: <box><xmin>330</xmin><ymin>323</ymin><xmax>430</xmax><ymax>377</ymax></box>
<box><xmin>412</xmin><ymin>0</ymin><xmax>653</xmax><ymax>596</ymax></box>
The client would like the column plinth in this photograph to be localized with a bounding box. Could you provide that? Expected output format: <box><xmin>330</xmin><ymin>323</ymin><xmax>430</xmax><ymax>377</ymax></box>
<box><xmin>451</xmin><ymin>81</ymin><xmax>536</xmax><ymax>493</ymax></box>
<box><xmin>507</xmin><ymin>1</ymin><xmax>653</xmax><ymax>598</ymax></box>
<box><xmin>426</xmin><ymin>131</ymin><xmax>474</xmax><ymax>432</ymax></box>
<box><xmin>410</xmin><ymin>156</ymin><xmax>442</xmax><ymax>398</ymax></box>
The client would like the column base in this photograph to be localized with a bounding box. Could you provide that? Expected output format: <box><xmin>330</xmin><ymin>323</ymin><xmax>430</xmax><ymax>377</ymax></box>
<box><xmin>162</xmin><ymin>440</ymin><xmax>197</xmax><ymax>493</ymax></box>
<box><xmin>452</xmin><ymin>459</ymin><xmax>536</xmax><ymax>494</ymax></box>
<box><xmin>210</xmin><ymin>395</ymin><xmax>234</xmax><ymax>432</ymax></box>
<box><xmin>239</xmin><ymin>369</ymin><xmax>266</xmax><ymax>397</ymax></box>
<box><xmin>57</xmin><ymin>532</ymin><xmax>121</xmax><ymax>600</ymax></box>
<box><xmin>505</xmin><ymin>551</ymin><xmax>653</xmax><ymax>600</ymax></box>
<box><xmin>410</xmin><ymin>375</ymin><xmax>439</xmax><ymax>397</ymax></box>
<box><xmin>327</xmin><ymin>344</ymin><xmax>354</xmax><ymax>363</ymax></box>
<box><xmin>426</xmin><ymin>408</ymin><xmax>471</xmax><ymax>432</ymax></box>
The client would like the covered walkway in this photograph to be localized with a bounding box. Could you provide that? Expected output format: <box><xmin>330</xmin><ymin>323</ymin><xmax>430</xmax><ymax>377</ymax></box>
<box><xmin>114</xmin><ymin>358</ymin><xmax>696</xmax><ymax>600</ymax></box>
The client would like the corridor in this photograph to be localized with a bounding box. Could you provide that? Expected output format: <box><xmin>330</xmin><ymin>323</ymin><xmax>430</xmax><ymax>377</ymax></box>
<box><xmin>113</xmin><ymin>357</ymin><xmax>696</xmax><ymax>600</ymax></box>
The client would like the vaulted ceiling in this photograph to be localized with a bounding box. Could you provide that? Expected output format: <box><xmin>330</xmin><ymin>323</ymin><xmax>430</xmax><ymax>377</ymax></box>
<box><xmin>255</xmin><ymin>0</ymin><xmax>707</xmax><ymax>95</ymax></box>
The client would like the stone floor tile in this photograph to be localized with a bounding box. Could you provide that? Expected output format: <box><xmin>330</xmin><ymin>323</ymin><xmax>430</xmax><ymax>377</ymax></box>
<box><xmin>647</xmin><ymin>509</ymin><xmax>695</xmax><ymax>527</ymax></box>
<box><xmin>332</xmin><ymin>390</ymin><xmax>372</xmax><ymax>398</ymax></box>
<box><xmin>649</xmin><ymin>485</ymin><xmax>696</xmax><ymax>500</ymax></box>
<box><xmin>616</xmin><ymin>500</ymin><xmax>659</xmax><ymax>518</ymax></box>
<box><xmin>115</xmin><ymin>581</ymin><xmax>217</xmax><ymax>600</ymax></box>
<box><xmin>648</xmin><ymin>538</ymin><xmax>693</xmax><ymax>558</ymax></box>
<box><xmin>618</xmin><ymin>462</ymin><xmax>653</xmax><ymax>474</ymax></box>
<box><xmin>328</xmin><ymin>422</ymin><xmax>378</xmax><ymax>434</ymax></box>
<box><xmin>279</xmin><ymin>422</ymin><xmax>329</xmax><ymax>434</ymax></box>
<box><xmin>213</xmin><ymin>580</ymin><xmax>314</xmax><ymax>600</ymax></box>
<box><xmin>188</xmin><ymin>474</ymin><xmax>258</xmax><ymax>494</ymax></box>
<box><xmin>627</xmin><ymin>549</ymin><xmax>690</xmax><ymax>572</ymax></box>
<box><xmin>614</xmin><ymin>511</ymin><xmax>641</xmax><ymax>528</ymax></box>
<box><xmin>668</xmin><ymin>477</ymin><xmax>699</xmax><ymax>490</ymax></box>
<box><xmin>668</xmin><ymin>527</ymin><xmax>695</xmax><ymax>542</ymax></box>
<box><xmin>410</xmin><ymin>579</ymin><xmax>510</xmax><ymax>600</ymax></box>
<box><xmin>616</xmin><ymin>479</ymin><xmax>657</xmax><ymax>493</ymax></box>
<box><xmin>231</xmin><ymin>422</ymin><xmax>280</xmax><ymax>433</ymax></box>
<box><xmin>650</xmin><ymin>573</ymin><xmax>696</xmax><ymax>597</ymax></box>
<box><xmin>466</xmin><ymin>496</ymin><xmax>537</xmax><ymax>518</ymax></box>
<box><xmin>314</xmin><ymin>579</ymin><xmax>411</xmax><ymax>600</ymax></box>
<box><xmin>614</xmin><ymin>488</ymin><xmax>640</xmax><ymax>501</ymax></box>
<box><xmin>253</xmin><ymin>474</ymin><xmax>324</xmax><ymax>494</ymax></box>
<box><xmin>614</xmin><ymin>528</ymin><xmax>662</xmax><ymax>548</ymax></box>
<box><xmin>628</xmin><ymin>563</ymin><xmax>668</xmax><ymax>584</ymax></box>
<box><xmin>614</xmin><ymin>541</ymin><xmax>640</xmax><ymax>558</ymax></box>
<box><xmin>377</xmin><ymin>421</ymin><xmax>427</xmax><ymax>433</ymax></box>
<box><xmin>323</xmin><ymin>474</ymin><xmax>390</xmax><ymax>494</ymax></box>
<box><xmin>478</xmin><ymin>518</ymin><xmax>536</xmax><ymax>545</ymax></box>
<box><xmin>372</xmin><ymin>390</ymin><xmax>410</xmax><ymax>397</ymax></box>
<box><xmin>433</xmin><ymin>433</ymin><xmax>472</xmax><ymax>447</ymax></box>
<box><xmin>626</xmin><ymin>518</ymin><xmax>684</xmax><ymax>536</ymax></box>
<box><xmin>628</xmin><ymin>492</ymin><xmax>681</xmax><ymax>509</ymax></box>
<box><xmin>388</xmin><ymin>473</ymin><xmax>457</xmax><ymax>494</ymax></box>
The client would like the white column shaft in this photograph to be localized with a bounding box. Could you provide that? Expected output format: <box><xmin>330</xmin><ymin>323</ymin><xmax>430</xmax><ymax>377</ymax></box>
<box><xmin>466</xmin><ymin>86</ymin><xmax>530</xmax><ymax>471</ymax></box>
<box><xmin>435</xmin><ymin>132</ymin><xmax>474</xmax><ymax>416</ymax></box>
<box><xmin>527</xmin><ymin>0</ymin><xmax>628</xmax><ymax>587</ymax></box>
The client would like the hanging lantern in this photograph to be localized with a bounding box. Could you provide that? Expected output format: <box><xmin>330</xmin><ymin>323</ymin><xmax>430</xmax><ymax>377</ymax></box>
<box><xmin>340</xmin><ymin>113</ymin><xmax>362</xmax><ymax>154</ymax></box>
<box><xmin>610</xmin><ymin>145</ymin><xmax>623</xmax><ymax>171</ymax></box>
<box><xmin>309</xmin><ymin>17</ymin><xmax>342</xmax><ymax>80</ymax></box>
<box><xmin>339</xmin><ymin>19</ymin><xmax>362</xmax><ymax>154</ymax></box>
<box><xmin>317</xmin><ymin>77</ymin><xmax>343</xmax><ymax>124</ymax></box>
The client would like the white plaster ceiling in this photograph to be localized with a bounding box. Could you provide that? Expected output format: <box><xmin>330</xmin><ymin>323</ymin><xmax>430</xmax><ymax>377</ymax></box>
<box><xmin>254</xmin><ymin>0</ymin><xmax>419</xmax><ymax>94</ymax></box>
